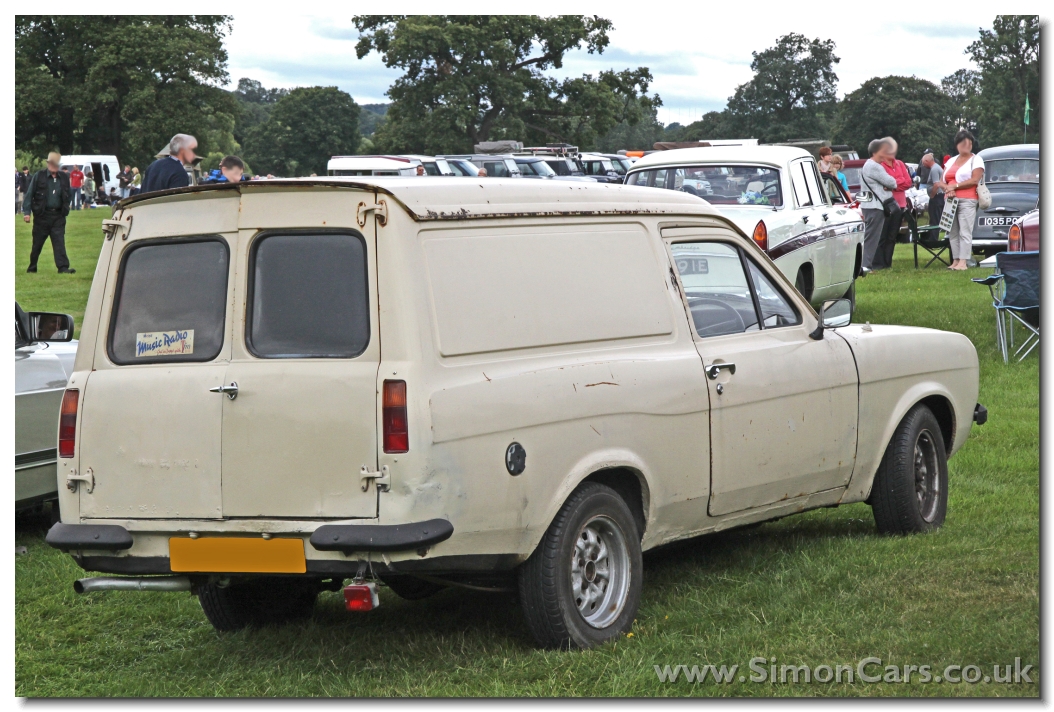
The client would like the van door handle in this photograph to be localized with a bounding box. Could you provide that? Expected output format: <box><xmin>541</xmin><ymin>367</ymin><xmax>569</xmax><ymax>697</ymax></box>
<box><xmin>706</xmin><ymin>363</ymin><xmax>736</xmax><ymax>379</ymax></box>
<box><xmin>209</xmin><ymin>382</ymin><xmax>238</xmax><ymax>400</ymax></box>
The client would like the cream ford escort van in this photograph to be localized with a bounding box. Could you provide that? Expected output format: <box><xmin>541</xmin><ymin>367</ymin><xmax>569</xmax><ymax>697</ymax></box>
<box><xmin>47</xmin><ymin>178</ymin><xmax>984</xmax><ymax>649</ymax></box>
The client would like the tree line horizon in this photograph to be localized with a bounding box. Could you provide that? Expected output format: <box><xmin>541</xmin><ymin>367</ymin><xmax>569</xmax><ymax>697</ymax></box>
<box><xmin>15</xmin><ymin>15</ymin><xmax>1039</xmax><ymax>177</ymax></box>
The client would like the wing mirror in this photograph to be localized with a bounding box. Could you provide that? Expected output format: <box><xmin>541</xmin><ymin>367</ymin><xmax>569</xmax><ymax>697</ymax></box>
<box><xmin>855</xmin><ymin>190</ymin><xmax>874</xmax><ymax>203</ymax></box>
<box><xmin>913</xmin><ymin>175</ymin><xmax>922</xmax><ymax>188</ymax></box>
<box><xmin>809</xmin><ymin>299</ymin><xmax>852</xmax><ymax>340</ymax></box>
<box><xmin>29</xmin><ymin>312</ymin><xmax>75</xmax><ymax>342</ymax></box>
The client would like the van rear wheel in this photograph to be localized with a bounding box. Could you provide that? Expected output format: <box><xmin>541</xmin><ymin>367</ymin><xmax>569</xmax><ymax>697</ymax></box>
<box><xmin>197</xmin><ymin>576</ymin><xmax>320</xmax><ymax>632</ymax></box>
<box><xmin>518</xmin><ymin>482</ymin><xmax>642</xmax><ymax>649</ymax></box>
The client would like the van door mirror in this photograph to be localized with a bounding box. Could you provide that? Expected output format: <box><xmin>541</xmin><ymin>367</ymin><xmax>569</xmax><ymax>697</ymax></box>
<box><xmin>29</xmin><ymin>312</ymin><xmax>75</xmax><ymax>342</ymax></box>
<box><xmin>808</xmin><ymin>299</ymin><xmax>851</xmax><ymax>340</ymax></box>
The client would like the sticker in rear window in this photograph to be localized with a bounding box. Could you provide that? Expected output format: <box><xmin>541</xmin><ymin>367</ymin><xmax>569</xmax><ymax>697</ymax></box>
<box><xmin>136</xmin><ymin>330</ymin><xmax>194</xmax><ymax>357</ymax></box>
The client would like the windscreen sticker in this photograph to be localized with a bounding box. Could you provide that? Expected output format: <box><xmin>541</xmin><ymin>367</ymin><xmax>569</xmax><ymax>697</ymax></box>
<box><xmin>136</xmin><ymin>330</ymin><xmax>194</xmax><ymax>357</ymax></box>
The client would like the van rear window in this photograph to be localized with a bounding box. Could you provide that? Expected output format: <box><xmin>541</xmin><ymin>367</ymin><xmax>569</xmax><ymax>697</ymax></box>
<box><xmin>109</xmin><ymin>238</ymin><xmax>229</xmax><ymax>364</ymax></box>
<box><xmin>246</xmin><ymin>232</ymin><xmax>370</xmax><ymax>358</ymax></box>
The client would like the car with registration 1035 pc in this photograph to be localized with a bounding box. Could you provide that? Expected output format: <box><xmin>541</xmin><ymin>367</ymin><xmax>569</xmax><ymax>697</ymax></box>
<box><xmin>47</xmin><ymin>176</ymin><xmax>983</xmax><ymax>650</ymax></box>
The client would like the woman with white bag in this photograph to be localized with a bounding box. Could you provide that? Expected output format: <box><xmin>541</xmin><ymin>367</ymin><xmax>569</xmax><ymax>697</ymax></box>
<box><xmin>938</xmin><ymin>129</ymin><xmax>986</xmax><ymax>271</ymax></box>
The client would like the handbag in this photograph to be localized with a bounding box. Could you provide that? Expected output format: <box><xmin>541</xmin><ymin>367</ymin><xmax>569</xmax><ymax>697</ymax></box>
<box><xmin>974</xmin><ymin>156</ymin><xmax>992</xmax><ymax>210</ymax></box>
<box><xmin>862</xmin><ymin>173</ymin><xmax>899</xmax><ymax>216</ymax></box>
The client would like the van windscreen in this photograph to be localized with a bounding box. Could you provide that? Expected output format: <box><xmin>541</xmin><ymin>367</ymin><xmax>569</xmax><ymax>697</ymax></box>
<box><xmin>109</xmin><ymin>238</ymin><xmax>229</xmax><ymax>364</ymax></box>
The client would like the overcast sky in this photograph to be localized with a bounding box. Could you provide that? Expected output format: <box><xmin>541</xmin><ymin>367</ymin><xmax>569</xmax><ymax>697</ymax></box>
<box><xmin>224</xmin><ymin>11</ymin><xmax>997</xmax><ymax>126</ymax></box>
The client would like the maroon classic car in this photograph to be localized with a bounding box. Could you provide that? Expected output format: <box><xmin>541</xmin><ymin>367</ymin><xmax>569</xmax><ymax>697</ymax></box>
<box><xmin>1009</xmin><ymin>209</ymin><xmax>1039</xmax><ymax>252</ymax></box>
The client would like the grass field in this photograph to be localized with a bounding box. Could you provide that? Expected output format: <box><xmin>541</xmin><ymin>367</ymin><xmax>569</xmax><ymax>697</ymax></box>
<box><xmin>15</xmin><ymin>210</ymin><xmax>1038</xmax><ymax>697</ymax></box>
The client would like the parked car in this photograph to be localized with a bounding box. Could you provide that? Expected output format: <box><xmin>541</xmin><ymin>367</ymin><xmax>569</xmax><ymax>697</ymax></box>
<box><xmin>603</xmin><ymin>154</ymin><xmax>635</xmax><ymax>177</ymax></box>
<box><xmin>513</xmin><ymin>156</ymin><xmax>596</xmax><ymax>182</ymax></box>
<box><xmin>841</xmin><ymin>158</ymin><xmax>866</xmax><ymax>196</ymax></box>
<box><xmin>47</xmin><ymin>177</ymin><xmax>982</xmax><ymax>650</ymax></box>
<box><xmin>15</xmin><ymin>303</ymin><xmax>77</xmax><ymax>513</ymax></box>
<box><xmin>1009</xmin><ymin>209</ymin><xmax>1040</xmax><ymax>252</ymax></box>
<box><xmin>440</xmin><ymin>154</ymin><xmax>522</xmax><ymax>177</ymax></box>
<box><xmin>577</xmin><ymin>153</ymin><xmax>623</xmax><ymax>183</ymax></box>
<box><xmin>973</xmin><ymin>144</ymin><xmax>1040</xmax><ymax>256</ymax></box>
<box><xmin>328</xmin><ymin>155</ymin><xmax>421</xmax><ymax>177</ymax></box>
<box><xmin>397</xmin><ymin>155</ymin><xmax>455</xmax><ymax>176</ymax></box>
<box><xmin>443</xmin><ymin>158</ymin><xmax>480</xmax><ymax>177</ymax></box>
<box><xmin>626</xmin><ymin>146</ymin><xmax>864</xmax><ymax>309</ymax></box>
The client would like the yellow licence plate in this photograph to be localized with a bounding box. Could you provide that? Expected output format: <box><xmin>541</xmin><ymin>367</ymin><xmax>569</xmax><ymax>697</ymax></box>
<box><xmin>169</xmin><ymin>537</ymin><xmax>306</xmax><ymax>574</ymax></box>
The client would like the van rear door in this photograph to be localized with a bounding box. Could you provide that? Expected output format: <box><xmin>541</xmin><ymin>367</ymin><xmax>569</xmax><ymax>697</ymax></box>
<box><xmin>219</xmin><ymin>195</ymin><xmax>380</xmax><ymax>519</ymax></box>
<box><xmin>78</xmin><ymin>197</ymin><xmax>238</xmax><ymax>519</ymax></box>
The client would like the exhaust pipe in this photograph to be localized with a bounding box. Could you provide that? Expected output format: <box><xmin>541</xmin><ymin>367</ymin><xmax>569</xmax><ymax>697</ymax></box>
<box><xmin>74</xmin><ymin>576</ymin><xmax>193</xmax><ymax>594</ymax></box>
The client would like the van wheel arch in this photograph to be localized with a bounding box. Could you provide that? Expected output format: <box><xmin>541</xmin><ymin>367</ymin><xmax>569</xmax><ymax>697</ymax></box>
<box><xmin>582</xmin><ymin>467</ymin><xmax>648</xmax><ymax>540</ymax></box>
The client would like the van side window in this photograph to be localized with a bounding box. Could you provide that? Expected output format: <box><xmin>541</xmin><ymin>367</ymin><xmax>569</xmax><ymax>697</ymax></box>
<box><xmin>109</xmin><ymin>238</ymin><xmax>229</xmax><ymax>364</ymax></box>
<box><xmin>671</xmin><ymin>241</ymin><xmax>801</xmax><ymax>337</ymax></box>
<box><xmin>670</xmin><ymin>242</ymin><xmax>759</xmax><ymax>337</ymax></box>
<box><xmin>746</xmin><ymin>260</ymin><xmax>801</xmax><ymax>328</ymax></box>
<box><xmin>246</xmin><ymin>232</ymin><xmax>370</xmax><ymax>358</ymax></box>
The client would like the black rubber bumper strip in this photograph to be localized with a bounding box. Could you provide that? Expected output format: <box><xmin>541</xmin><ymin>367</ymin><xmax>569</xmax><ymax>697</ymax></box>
<box><xmin>974</xmin><ymin>403</ymin><xmax>988</xmax><ymax>425</ymax></box>
<box><xmin>46</xmin><ymin>523</ymin><xmax>134</xmax><ymax>552</ymax></box>
<box><xmin>310</xmin><ymin>519</ymin><xmax>454</xmax><ymax>553</ymax></box>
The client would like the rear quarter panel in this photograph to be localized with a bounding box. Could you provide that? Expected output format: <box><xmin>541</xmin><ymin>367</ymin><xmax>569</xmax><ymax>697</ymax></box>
<box><xmin>837</xmin><ymin>324</ymin><xmax>979</xmax><ymax>503</ymax></box>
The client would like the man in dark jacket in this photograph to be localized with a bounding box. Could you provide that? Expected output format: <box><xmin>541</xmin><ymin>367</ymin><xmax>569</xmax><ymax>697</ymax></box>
<box><xmin>140</xmin><ymin>133</ymin><xmax>197</xmax><ymax>194</ymax></box>
<box><xmin>22</xmin><ymin>152</ymin><xmax>75</xmax><ymax>274</ymax></box>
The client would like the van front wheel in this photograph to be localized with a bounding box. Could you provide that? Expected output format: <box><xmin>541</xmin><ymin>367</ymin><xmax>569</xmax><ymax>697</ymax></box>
<box><xmin>197</xmin><ymin>576</ymin><xmax>320</xmax><ymax>632</ymax></box>
<box><xmin>518</xmin><ymin>483</ymin><xmax>642</xmax><ymax>649</ymax></box>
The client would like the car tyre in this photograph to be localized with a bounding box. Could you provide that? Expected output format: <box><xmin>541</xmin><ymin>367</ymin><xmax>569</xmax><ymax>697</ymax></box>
<box><xmin>518</xmin><ymin>482</ymin><xmax>642</xmax><ymax>650</ymax></box>
<box><xmin>380</xmin><ymin>574</ymin><xmax>446</xmax><ymax>601</ymax></box>
<box><xmin>842</xmin><ymin>281</ymin><xmax>856</xmax><ymax>316</ymax></box>
<box><xmin>870</xmin><ymin>404</ymin><xmax>948</xmax><ymax>534</ymax></box>
<box><xmin>795</xmin><ymin>266</ymin><xmax>814</xmax><ymax>304</ymax></box>
<box><xmin>198</xmin><ymin>576</ymin><xmax>320</xmax><ymax>632</ymax></box>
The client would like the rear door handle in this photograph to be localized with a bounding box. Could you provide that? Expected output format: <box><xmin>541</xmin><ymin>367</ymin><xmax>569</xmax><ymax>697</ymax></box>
<box><xmin>706</xmin><ymin>362</ymin><xmax>736</xmax><ymax>379</ymax></box>
<box><xmin>209</xmin><ymin>382</ymin><xmax>238</xmax><ymax>400</ymax></box>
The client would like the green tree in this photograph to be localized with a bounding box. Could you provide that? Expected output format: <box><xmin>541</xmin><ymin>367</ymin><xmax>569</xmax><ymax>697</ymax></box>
<box><xmin>834</xmin><ymin>76</ymin><xmax>958</xmax><ymax>161</ymax></box>
<box><xmin>941</xmin><ymin>68</ymin><xmax>981</xmax><ymax>135</ymax></box>
<box><xmin>724</xmin><ymin>33</ymin><xmax>839</xmax><ymax>142</ymax></box>
<box><xmin>15</xmin><ymin>16</ymin><xmax>237</xmax><ymax>167</ymax></box>
<box><xmin>242</xmin><ymin>86</ymin><xmax>361</xmax><ymax>176</ymax></box>
<box><xmin>231</xmin><ymin>77</ymin><xmax>289</xmax><ymax>146</ymax></box>
<box><xmin>966</xmin><ymin>15</ymin><xmax>1039</xmax><ymax>146</ymax></box>
<box><xmin>353</xmin><ymin>15</ymin><xmax>659</xmax><ymax>153</ymax></box>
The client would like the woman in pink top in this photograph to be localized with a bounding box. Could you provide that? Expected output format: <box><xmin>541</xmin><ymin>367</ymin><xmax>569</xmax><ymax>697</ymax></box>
<box><xmin>937</xmin><ymin>129</ymin><xmax>985</xmax><ymax>271</ymax></box>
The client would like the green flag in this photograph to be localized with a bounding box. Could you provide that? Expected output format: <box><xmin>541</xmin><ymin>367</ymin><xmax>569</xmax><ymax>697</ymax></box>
<box><xmin>1024</xmin><ymin>95</ymin><xmax>1031</xmax><ymax>126</ymax></box>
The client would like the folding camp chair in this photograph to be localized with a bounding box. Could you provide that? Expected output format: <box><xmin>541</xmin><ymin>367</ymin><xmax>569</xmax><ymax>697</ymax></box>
<box><xmin>913</xmin><ymin>225</ymin><xmax>950</xmax><ymax>268</ymax></box>
<box><xmin>973</xmin><ymin>251</ymin><xmax>1040</xmax><ymax>363</ymax></box>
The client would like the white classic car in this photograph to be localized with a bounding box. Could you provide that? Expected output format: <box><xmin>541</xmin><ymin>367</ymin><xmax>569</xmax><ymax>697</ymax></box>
<box><xmin>15</xmin><ymin>303</ymin><xmax>77</xmax><ymax>513</ymax></box>
<box><xmin>626</xmin><ymin>146</ymin><xmax>864</xmax><ymax>309</ymax></box>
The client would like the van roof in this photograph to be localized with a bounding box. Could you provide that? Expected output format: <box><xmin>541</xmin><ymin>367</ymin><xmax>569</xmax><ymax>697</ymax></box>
<box><xmin>630</xmin><ymin>145</ymin><xmax>812</xmax><ymax>171</ymax></box>
<box><xmin>121</xmin><ymin>175</ymin><xmax>719</xmax><ymax>222</ymax></box>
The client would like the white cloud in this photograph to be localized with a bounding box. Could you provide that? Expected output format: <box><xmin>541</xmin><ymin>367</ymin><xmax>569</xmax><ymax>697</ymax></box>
<box><xmin>223</xmin><ymin>10</ymin><xmax>996</xmax><ymax>124</ymax></box>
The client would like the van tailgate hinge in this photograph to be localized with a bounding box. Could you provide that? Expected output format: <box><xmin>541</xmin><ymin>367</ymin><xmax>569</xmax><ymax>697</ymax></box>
<box><xmin>356</xmin><ymin>199</ymin><xmax>387</xmax><ymax>228</ymax></box>
<box><xmin>66</xmin><ymin>468</ymin><xmax>94</xmax><ymax>494</ymax></box>
<box><xmin>101</xmin><ymin>214</ymin><xmax>133</xmax><ymax>241</ymax></box>
<box><xmin>360</xmin><ymin>464</ymin><xmax>390</xmax><ymax>492</ymax></box>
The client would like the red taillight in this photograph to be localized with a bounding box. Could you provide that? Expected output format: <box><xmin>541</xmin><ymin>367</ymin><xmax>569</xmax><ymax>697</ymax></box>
<box><xmin>343</xmin><ymin>582</ymin><xmax>380</xmax><ymax>611</ymax></box>
<box><xmin>58</xmin><ymin>389</ymin><xmax>79</xmax><ymax>459</ymax></box>
<box><xmin>383</xmin><ymin>380</ymin><xmax>408</xmax><ymax>453</ymax></box>
<box><xmin>752</xmin><ymin>221</ymin><xmax>768</xmax><ymax>252</ymax></box>
<box><xmin>1008</xmin><ymin>224</ymin><xmax>1021</xmax><ymax>252</ymax></box>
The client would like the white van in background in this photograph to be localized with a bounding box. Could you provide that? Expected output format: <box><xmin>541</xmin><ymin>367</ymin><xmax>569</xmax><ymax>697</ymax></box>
<box><xmin>60</xmin><ymin>155</ymin><xmax>121</xmax><ymax>195</ymax></box>
<box><xmin>328</xmin><ymin>155</ymin><xmax>421</xmax><ymax>177</ymax></box>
